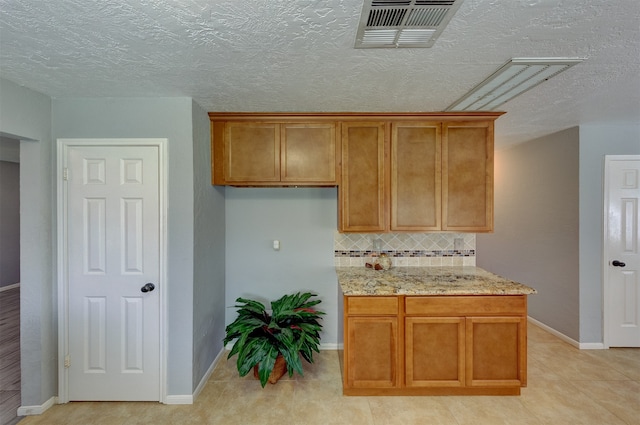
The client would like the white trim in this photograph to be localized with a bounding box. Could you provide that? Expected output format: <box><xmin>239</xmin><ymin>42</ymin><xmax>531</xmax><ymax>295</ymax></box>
<box><xmin>320</xmin><ymin>343</ymin><xmax>342</xmax><ymax>350</ymax></box>
<box><xmin>159</xmin><ymin>139</ymin><xmax>168</xmax><ymax>404</ymax></box>
<box><xmin>17</xmin><ymin>396</ymin><xmax>57</xmax><ymax>416</ymax></box>
<box><xmin>528</xmin><ymin>316</ymin><xmax>605</xmax><ymax>350</ymax></box>
<box><xmin>528</xmin><ymin>316</ymin><xmax>579</xmax><ymax>348</ymax></box>
<box><xmin>164</xmin><ymin>395</ymin><xmax>193</xmax><ymax>405</ymax></box>
<box><xmin>0</xmin><ymin>282</ymin><xmax>20</xmax><ymax>292</ymax></box>
<box><xmin>56</xmin><ymin>140</ymin><xmax>69</xmax><ymax>403</ymax></box>
<box><xmin>224</xmin><ymin>342</ymin><xmax>343</xmax><ymax>351</ymax></box>
<box><xmin>579</xmin><ymin>342</ymin><xmax>606</xmax><ymax>350</ymax></box>
<box><xmin>56</xmin><ymin>138</ymin><xmax>168</xmax><ymax>403</ymax></box>
<box><xmin>192</xmin><ymin>348</ymin><xmax>226</xmax><ymax>402</ymax></box>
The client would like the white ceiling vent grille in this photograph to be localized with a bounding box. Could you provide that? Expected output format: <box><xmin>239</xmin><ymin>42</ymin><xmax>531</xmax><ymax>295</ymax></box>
<box><xmin>355</xmin><ymin>0</ymin><xmax>464</xmax><ymax>48</ymax></box>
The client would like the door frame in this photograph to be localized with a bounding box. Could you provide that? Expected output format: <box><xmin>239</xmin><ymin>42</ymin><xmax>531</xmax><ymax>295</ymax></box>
<box><xmin>56</xmin><ymin>138</ymin><xmax>168</xmax><ymax>403</ymax></box>
<box><xmin>602</xmin><ymin>154</ymin><xmax>640</xmax><ymax>348</ymax></box>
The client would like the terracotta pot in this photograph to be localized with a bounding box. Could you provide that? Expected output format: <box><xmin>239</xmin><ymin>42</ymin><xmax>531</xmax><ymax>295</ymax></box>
<box><xmin>253</xmin><ymin>355</ymin><xmax>287</xmax><ymax>384</ymax></box>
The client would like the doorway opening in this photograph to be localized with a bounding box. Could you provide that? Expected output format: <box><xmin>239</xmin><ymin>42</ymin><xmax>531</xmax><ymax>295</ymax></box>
<box><xmin>0</xmin><ymin>135</ymin><xmax>21</xmax><ymax>425</ymax></box>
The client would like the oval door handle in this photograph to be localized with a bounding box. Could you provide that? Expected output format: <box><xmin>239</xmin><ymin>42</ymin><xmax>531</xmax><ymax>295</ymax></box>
<box><xmin>612</xmin><ymin>260</ymin><xmax>626</xmax><ymax>267</ymax></box>
<box><xmin>141</xmin><ymin>283</ymin><xmax>156</xmax><ymax>293</ymax></box>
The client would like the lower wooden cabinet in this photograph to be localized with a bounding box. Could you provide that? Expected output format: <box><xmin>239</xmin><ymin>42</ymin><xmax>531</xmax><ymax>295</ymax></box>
<box><xmin>346</xmin><ymin>317</ymin><xmax>399</xmax><ymax>389</ymax></box>
<box><xmin>343</xmin><ymin>295</ymin><xmax>528</xmax><ymax>396</ymax></box>
<box><xmin>466</xmin><ymin>316</ymin><xmax>527</xmax><ymax>388</ymax></box>
<box><xmin>406</xmin><ymin>317</ymin><xmax>465</xmax><ymax>388</ymax></box>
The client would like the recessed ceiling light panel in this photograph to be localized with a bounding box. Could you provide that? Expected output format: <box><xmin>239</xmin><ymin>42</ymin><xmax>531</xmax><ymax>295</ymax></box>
<box><xmin>446</xmin><ymin>58</ymin><xmax>585</xmax><ymax>111</ymax></box>
<box><xmin>355</xmin><ymin>0</ymin><xmax>465</xmax><ymax>48</ymax></box>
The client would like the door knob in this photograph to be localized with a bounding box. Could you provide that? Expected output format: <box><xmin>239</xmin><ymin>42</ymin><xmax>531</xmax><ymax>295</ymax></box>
<box><xmin>612</xmin><ymin>260</ymin><xmax>626</xmax><ymax>267</ymax></box>
<box><xmin>141</xmin><ymin>283</ymin><xmax>156</xmax><ymax>293</ymax></box>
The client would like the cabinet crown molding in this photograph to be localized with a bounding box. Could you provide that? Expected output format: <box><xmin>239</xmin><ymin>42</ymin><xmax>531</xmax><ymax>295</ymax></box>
<box><xmin>208</xmin><ymin>112</ymin><xmax>505</xmax><ymax>122</ymax></box>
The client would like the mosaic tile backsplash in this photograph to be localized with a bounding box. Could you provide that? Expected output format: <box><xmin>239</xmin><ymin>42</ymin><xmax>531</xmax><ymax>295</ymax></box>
<box><xmin>334</xmin><ymin>232</ymin><xmax>476</xmax><ymax>267</ymax></box>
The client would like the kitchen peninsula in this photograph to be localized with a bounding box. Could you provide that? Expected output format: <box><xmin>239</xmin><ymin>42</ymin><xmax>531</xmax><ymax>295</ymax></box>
<box><xmin>338</xmin><ymin>266</ymin><xmax>536</xmax><ymax>396</ymax></box>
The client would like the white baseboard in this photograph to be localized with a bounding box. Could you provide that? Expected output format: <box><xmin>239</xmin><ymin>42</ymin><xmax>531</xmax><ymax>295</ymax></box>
<box><xmin>578</xmin><ymin>341</ymin><xmax>606</xmax><ymax>349</ymax></box>
<box><xmin>170</xmin><ymin>342</ymin><xmax>345</xmax><ymax>405</ymax></box>
<box><xmin>17</xmin><ymin>396</ymin><xmax>57</xmax><ymax>416</ymax></box>
<box><xmin>0</xmin><ymin>282</ymin><xmax>20</xmax><ymax>292</ymax></box>
<box><xmin>164</xmin><ymin>395</ymin><xmax>193</xmax><ymax>405</ymax></box>
<box><xmin>166</xmin><ymin>348</ymin><xmax>227</xmax><ymax>405</ymax></box>
<box><xmin>225</xmin><ymin>342</ymin><xmax>344</xmax><ymax>351</ymax></box>
<box><xmin>191</xmin><ymin>348</ymin><xmax>225</xmax><ymax>402</ymax></box>
<box><xmin>320</xmin><ymin>342</ymin><xmax>343</xmax><ymax>350</ymax></box>
<box><xmin>527</xmin><ymin>316</ymin><xmax>605</xmax><ymax>350</ymax></box>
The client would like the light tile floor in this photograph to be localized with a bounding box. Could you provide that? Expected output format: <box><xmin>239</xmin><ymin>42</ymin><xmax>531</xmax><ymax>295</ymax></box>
<box><xmin>16</xmin><ymin>324</ymin><xmax>640</xmax><ymax>425</ymax></box>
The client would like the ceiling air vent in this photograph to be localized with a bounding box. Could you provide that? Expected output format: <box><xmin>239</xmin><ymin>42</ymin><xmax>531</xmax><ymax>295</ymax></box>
<box><xmin>355</xmin><ymin>0</ymin><xmax>464</xmax><ymax>48</ymax></box>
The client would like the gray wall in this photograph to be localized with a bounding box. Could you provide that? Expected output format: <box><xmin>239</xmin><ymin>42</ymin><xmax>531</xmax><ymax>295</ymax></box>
<box><xmin>0</xmin><ymin>136</ymin><xmax>20</xmax><ymax>162</ymax></box>
<box><xmin>477</xmin><ymin>127</ymin><xmax>581</xmax><ymax>341</ymax></box>
<box><xmin>578</xmin><ymin>124</ymin><xmax>640</xmax><ymax>343</ymax></box>
<box><xmin>0</xmin><ymin>160</ymin><xmax>20</xmax><ymax>287</ymax></box>
<box><xmin>478</xmin><ymin>124</ymin><xmax>640</xmax><ymax>344</ymax></box>
<box><xmin>0</xmin><ymin>78</ymin><xmax>55</xmax><ymax>406</ymax></box>
<box><xmin>191</xmin><ymin>100</ymin><xmax>226</xmax><ymax>391</ymax></box>
<box><xmin>52</xmin><ymin>97</ymin><xmax>196</xmax><ymax>396</ymax></box>
<box><xmin>225</xmin><ymin>187</ymin><xmax>339</xmax><ymax>347</ymax></box>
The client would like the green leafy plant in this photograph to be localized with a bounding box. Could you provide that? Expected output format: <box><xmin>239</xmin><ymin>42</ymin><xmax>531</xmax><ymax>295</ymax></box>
<box><xmin>223</xmin><ymin>292</ymin><xmax>325</xmax><ymax>387</ymax></box>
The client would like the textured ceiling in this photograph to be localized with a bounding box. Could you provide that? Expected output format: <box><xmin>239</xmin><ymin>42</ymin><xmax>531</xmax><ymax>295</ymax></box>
<box><xmin>1</xmin><ymin>0</ymin><xmax>638</xmax><ymax>147</ymax></box>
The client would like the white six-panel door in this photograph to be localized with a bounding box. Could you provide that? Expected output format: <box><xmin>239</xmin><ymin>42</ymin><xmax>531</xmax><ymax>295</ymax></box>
<box><xmin>604</xmin><ymin>156</ymin><xmax>640</xmax><ymax>347</ymax></box>
<box><xmin>59</xmin><ymin>140</ymin><xmax>165</xmax><ymax>401</ymax></box>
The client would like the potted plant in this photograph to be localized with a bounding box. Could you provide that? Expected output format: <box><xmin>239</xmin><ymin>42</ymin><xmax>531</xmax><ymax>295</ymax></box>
<box><xmin>223</xmin><ymin>292</ymin><xmax>325</xmax><ymax>387</ymax></box>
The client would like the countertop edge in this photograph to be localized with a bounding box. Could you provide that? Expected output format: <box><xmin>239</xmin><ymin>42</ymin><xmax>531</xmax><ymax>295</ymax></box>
<box><xmin>336</xmin><ymin>266</ymin><xmax>537</xmax><ymax>296</ymax></box>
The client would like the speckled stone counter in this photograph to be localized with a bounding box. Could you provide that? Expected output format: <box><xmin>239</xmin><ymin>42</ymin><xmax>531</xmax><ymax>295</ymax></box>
<box><xmin>336</xmin><ymin>266</ymin><xmax>537</xmax><ymax>296</ymax></box>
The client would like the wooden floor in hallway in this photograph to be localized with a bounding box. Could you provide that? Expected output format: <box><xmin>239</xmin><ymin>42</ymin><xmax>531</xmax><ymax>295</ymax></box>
<box><xmin>0</xmin><ymin>286</ymin><xmax>20</xmax><ymax>425</ymax></box>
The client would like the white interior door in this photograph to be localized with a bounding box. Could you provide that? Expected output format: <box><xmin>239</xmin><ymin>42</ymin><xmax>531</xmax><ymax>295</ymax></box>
<box><xmin>60</xmin><ymin>140</ymin><xmax>164</xmax><ymax>401</ymax></box>
<box><xmin>604</xmin><ymin>155</ymin><xmax>640</xmax><ymax>347</ymax></box>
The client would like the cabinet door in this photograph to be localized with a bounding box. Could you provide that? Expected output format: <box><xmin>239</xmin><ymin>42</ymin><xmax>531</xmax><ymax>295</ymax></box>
<box><xmin>465</xmin><ymin>316</ymin><xmax>526</xmax><ymax>387</ymax></box>
<box><xmin>442</xmin><ymin>121</ymin><xmax>493</xmax><ymax>231</ymax></box>
<box><xmin>346</xmin><ymin>317</ymin><xmax>399</xmax><ymax>388</ymax></box>
<box><xmin>281</xmin><ymin>123</ymin><xmax>337</xmax><ymax>183</ymax></box>
<box><xmin>339</xmin><ymin>122</ymin><xmax>388</xmax><ymax>232</ymax></box>
<box><xmin>406</xmin><ymin>317</ymin><xmax>465</xmax><ymax>387</ymax></box>
<box><xmin>391</xmin><ymin>122</ymin><xmax>441</xmax><ymax>231</ymax></box>
<box><xmin>224</xmin><ymin>122</ymin><xmax>280</xmax><ymax>183</ymax></box>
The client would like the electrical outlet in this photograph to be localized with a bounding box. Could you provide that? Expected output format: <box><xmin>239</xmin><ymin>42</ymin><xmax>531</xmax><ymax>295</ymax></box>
<box><xmin>454</xmin><ymin>238</ymin><xmax>463</xmax><ymax>251</ymax></box>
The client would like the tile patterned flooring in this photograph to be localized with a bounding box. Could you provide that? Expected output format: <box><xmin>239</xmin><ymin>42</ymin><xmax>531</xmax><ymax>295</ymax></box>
<box><xmin>13</xmin><ymin>324</ymin><xmax>640</xmax><ymax>425</ymax></box>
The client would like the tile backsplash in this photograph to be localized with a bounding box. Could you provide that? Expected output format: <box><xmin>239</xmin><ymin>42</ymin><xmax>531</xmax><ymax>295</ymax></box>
<box><xmin>334</xmin><ymin>232</ymin><xmax>476</xmax><ymax>267</ymax></box>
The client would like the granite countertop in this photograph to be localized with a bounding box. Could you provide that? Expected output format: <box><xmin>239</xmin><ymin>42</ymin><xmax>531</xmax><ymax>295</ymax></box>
<box><xmin>336</xmin><ymin>266</ymin><xmax>537</xmax><ymax>296</ymax></box>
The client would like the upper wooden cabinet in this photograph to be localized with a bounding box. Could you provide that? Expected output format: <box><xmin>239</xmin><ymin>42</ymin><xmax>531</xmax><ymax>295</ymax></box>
<box><xmin>391</xmin><ymin>122</ymin><xmax>441</xmax><ymax>231</ymax></box>
<box><xmin>210</xmin><ymin>112</ymin><xmax>501</xmax><ymax>232</ymax></box>
<box><xmin>442</xmin><ymin>121</ymin><xmax>494</xmax><ymax>232</ymax></box>
<box><xmin>223</xmin><ymin>122</ymin><xmax>280</xmax><ymax>183</ymax></box>
<box><xmin>281</xmin><ymin>123</ymin><xmax>337</xmax><ymax>183</ymax></box>
<box><xmin>339</xmin><ymin>115</ymin><xmax>500</xmax><ymax>233</ymax></box>
<box><xmin>339</xmin><ymin>122</ymin><xmax>387</xmax><ymax>232</ymax></box>
<box><xmin>210</xmin><ymin>115</ymin><xmax>338</xmax><ymax>186</ymax></box>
